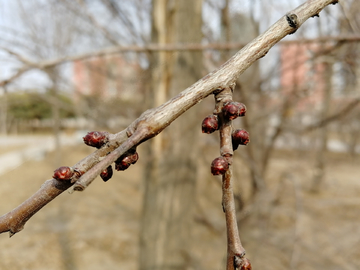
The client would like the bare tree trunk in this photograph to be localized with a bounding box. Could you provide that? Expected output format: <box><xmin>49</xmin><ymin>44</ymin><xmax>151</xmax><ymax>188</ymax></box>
<box><xmin>139</xmin><ymin>0</ymin><xmax>203</xmax><ymax>269</ymax></box>
<box><xmin>311</xmin><ymin>61</ymin><xmax>333</xmax><ymax>192</ymax></box>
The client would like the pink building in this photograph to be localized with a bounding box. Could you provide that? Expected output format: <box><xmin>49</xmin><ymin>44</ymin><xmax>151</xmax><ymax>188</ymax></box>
<box><xmin>280</xmin><ymin>42</ymin><xmax>328</xmax><ymax>111</ymax></box>
<box><xmin>73</xmin><ymin>55</ymin><xmax>142</xmax><ymax>100</ymax></box>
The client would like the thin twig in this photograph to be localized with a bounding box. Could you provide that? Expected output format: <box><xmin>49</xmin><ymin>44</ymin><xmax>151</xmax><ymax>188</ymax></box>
<box><xmin>75</xmin><ymin>0</ymin><xmax>119</xmax><ymax>45</ymax></box>
<box><xmin>303</xmin><ymin>98</ymin><xmax>360</xmax><ymax>132</ymax></box>
<box><xmin>2</xmin><ymin>35</ymin><xmax>359</xmax><ymax>87</ymax></box>
<box><xmin>215</xmin><ymin>87</ymin><xmax>248</xmax><ymax>269</ymax></box>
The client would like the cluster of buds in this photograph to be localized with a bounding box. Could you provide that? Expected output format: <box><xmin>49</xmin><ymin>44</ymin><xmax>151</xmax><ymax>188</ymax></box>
<box><xmin>83</xmin><ymin>130</ymin><xmax>139</xmax><ymax>181</ymax></box>
<box><xmin>52</xmin><ymin>131</ymin><xmax>140</xmax><ymax>183</ymax></box>
<box><xmin>201</xmin><ymin>99</ymin><xmax>250</xmax><ymax>176</ymax></box>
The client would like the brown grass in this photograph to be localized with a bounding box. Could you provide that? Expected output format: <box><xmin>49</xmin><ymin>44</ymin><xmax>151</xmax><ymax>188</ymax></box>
<box><xmin>0</xmin><ymin>143</ymin><xmax>359</xmax><ymax>270</ymax></box>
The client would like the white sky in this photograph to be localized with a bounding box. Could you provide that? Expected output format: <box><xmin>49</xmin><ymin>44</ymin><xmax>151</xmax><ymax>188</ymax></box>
<box><xmin>0</xmin><ymin>0</ymin><xmax>340</xmax><ymax>92</ymax></box>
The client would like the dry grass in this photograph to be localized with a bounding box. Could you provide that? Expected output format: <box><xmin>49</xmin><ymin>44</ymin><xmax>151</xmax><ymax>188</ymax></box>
<box><xmin>0</xmin><ymin>143</ymin><xmax>359</xmax><ymax>270</ymax></box>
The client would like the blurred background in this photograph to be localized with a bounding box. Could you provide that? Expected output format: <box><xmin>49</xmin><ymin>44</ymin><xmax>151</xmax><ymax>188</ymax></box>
<box><xmin>0</xmin><ymin>0</ymin><xmax>360</xmax><ymax>269</ymax></box>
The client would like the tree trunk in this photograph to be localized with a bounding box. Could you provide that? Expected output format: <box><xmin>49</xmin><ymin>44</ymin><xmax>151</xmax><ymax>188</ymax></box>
<box><xmin>311</xmin><ymin>61</ymin><xmax>333</xmax><ymax>192</ymax></box>
<box><xmin>139</xmin><ymin>1</ymin><xmax>203</xmax><ymax>269</ymax></box>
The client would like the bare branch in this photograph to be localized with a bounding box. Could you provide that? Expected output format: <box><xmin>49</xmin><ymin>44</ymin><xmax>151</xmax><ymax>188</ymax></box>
<box><xmin>0</xmin><ymin>66</ymin><xmax>30</xmax><ymax>88</ymax></box>
<box><xmin>0</xmin><ymin>0</ymin><xmax>340</xmax><ymax>236</ymax></box>
<box><xmin>75</xmin><ymin>0</ymin><xmax>119</xmax><ymax>45</ymax></box>
<box><xmin>304</xmin><ymin>97</ymin><xmax>360</xmax><ymax>132</ymax></box>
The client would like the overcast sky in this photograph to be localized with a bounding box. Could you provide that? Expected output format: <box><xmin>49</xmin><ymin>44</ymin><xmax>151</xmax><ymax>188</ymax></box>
<box><xmin>0</xmin><ymin>0</ymin><xmax>340</xmax><ymax>92</ymax></box>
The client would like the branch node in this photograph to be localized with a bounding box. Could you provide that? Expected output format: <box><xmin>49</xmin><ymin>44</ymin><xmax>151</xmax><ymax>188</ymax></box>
<box><xmin>213</xmin><ymin>88</ymin><xmax>223</xmax><ymax>95</ymax></box>
<box><xmin>286</xmin><ymin>13</ymin><xmax>298</xmax><ymax>28</ymax></box>
<box><xmin>71</xmin><ymin>185</ymin><xmax>85</xmax><ymax>192</ymax></box>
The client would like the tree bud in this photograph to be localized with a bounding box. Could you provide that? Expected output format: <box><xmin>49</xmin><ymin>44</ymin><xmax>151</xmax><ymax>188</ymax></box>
<box><xmin>232</xmin><ymin>129</ymin><xmax>250</xmax><ymax>150</ymax></box>
<box><xmin>201</xmin><ymin>114</ymin><xmax>219</xmax><ymax>134</ymax></box>
<box><xmin>53</xmin><ymin>166</ymin><xmax>74</xmax><ymax>181</ymax></box>
<box><xmin>115</xmin><ymin>152</ymin><xmax>139</xmax><ymax>171</ymax></box>
<box><xmin>100</xmin><ymin>165</ymin><xmax>113</xmax><ymax>182</ymax></box>
<box><xmin>222</xmin><ymin>102</ymin><xmax>246</xmax><ymax>120</ymax></box>
<box><xmin>211</xmin><ymin>157</ymin><xmax>229</xmax><ymax>175</ymax></box>
<box><xmin>240</xmin><ymin>258</ymin><xmax>252</xmax><ymax>270</ymax></box>
<box><xmin>83</xmin><ymin>131</ymin><xmax>109</xmax><ymax>148</ymax></box>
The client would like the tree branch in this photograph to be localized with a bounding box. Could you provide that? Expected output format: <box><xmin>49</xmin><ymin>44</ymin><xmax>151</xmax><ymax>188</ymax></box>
<box><xmin>0</xmin><ymin>0</ymin><xmax>339</xmax><ymax>237</ymax></box>
<box><xmin>0</xmin><ymin>130</ymin><xmax>128</xmax><ymax>236</ymax></box>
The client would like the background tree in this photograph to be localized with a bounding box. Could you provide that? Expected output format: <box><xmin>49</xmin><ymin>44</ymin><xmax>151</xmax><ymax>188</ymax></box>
<box><xmin>139</xmin><ymin>1</ymin><xmax>204</xmax><ymax>269</ymax></box>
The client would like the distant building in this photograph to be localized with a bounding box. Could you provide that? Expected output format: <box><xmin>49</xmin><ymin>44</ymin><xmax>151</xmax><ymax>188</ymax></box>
<box><xmin>73</xmin><ymin>54</ymin><xmax>142</xmax><ymax>100</ymax></box>
<box><xmin>280</xmin><ymin>42</ymin><xmax>329</xmax><ymax>111</ymax></box>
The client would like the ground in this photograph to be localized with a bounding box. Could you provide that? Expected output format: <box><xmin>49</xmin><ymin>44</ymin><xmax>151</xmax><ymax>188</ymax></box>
<box><xmin>0</xmin><ymin>137</ymin><xmax>359</xmax><ymax>270</ymax></box>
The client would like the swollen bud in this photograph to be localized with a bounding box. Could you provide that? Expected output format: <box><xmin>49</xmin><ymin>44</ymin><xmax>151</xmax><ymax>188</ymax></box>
<box><xmin>115</xmin><ymin>160</ymin><xmax>131</xmax><ymax>171</ymax></box>
<box><xmin>201</xmin><ymin>114</ymin><xmax>218</xmax><ymax>134</ymax></box>
<box><xmin>126</xmin><ymin>152</ymin><xmax>139</xmax><ymax>165</ymax></box>
<box><xmin>83</xmin><ymin>131</ymin><xmax>109</xmax><ymax>148</ymax></box>
<box><xmin>211</xmin><ymin>157</ymin><xmax>229</xmax><ymax>175</ymax></box>
<box><xmin>237</xmin><ymin>102</ymin><xmax>247</xmax><ymax>117</ymax></box>
<box><xmin>222</xmin><ymin>102</ymin><xmax>246</xmax><ymax>120</ymax></box>
<box><xmin>100</xmin><ymin>165</ymin><xmax>113</xmax><ymax>182</ymax></box>
<box><xmin>240</xmin><ymin>258</ymin><xmax>252</xmax><ymax>270</ymax></box>
<box><xmin>232</xmin><ymin>129</ymin><xmax>250</xmax><ymax>150</ymax></box>
<box><xmin>53</xmin><ymin>166</ymin><xmax>74</xmax><ymax>181</ymax></box>
<box><xmin>115</xmin><ymin>152</ymin><xmax>139</xmax><ymax>171</ymax></box>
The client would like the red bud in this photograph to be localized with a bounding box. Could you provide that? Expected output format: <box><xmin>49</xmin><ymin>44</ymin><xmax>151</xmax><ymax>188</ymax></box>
<box><xmin>232</xmin><ymin>129</ymin><xmax>250</xmax><ymax>150</ymax></box>
<box><xmin>211</xmin><ymin>157</ymin><xmax>229</xmax><ymax>175</ymax></box>
<box><xmin>53</xmin><ymin>166</ymin><xmax>74</xmax><ymax>181</ymax></box>
<box><xmin>83</xmin><ymin>131</ymin><xmax>109</xmax><ymax>148</ymax></box>
<box><xmin>222</xmin><ymin>102</ymin><xmax>247</xmax><ymax>120</ymax></box>
<box><xmin>201</xmin><ymin>114</ymin><xmax>219</xmax><ymax>134</ymax></box>
<box><xmin>240</xmin><ymin>258</ymin><xmax>252</xmax><ymax>270</ymax></box>
<box><xmin>115</xmin><ymin>152</ymin><xmax>139</xmax><ymax>171</ymax></box>
<box><xmin>100</xmin><ymin>165</ymin><xmax>113</xmax><ymax>182</ymax></box>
